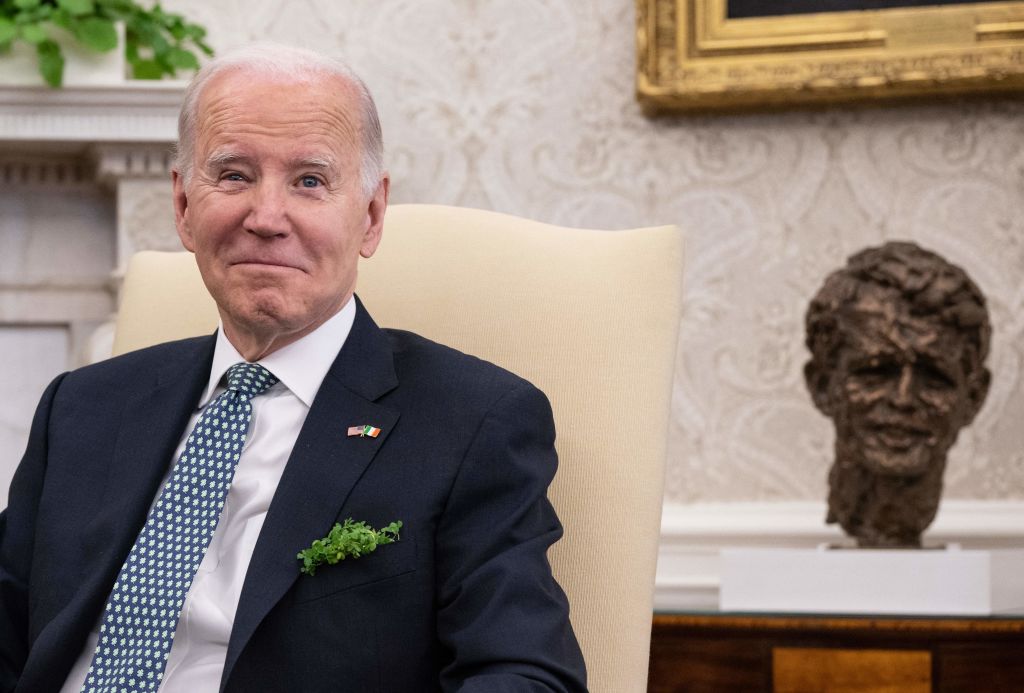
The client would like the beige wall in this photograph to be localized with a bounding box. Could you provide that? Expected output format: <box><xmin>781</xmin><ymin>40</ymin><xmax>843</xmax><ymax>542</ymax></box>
<box><xmin>164</xmin><ymin>0</ymin><xmax>1024</xmax><ymax>504</ymax></box>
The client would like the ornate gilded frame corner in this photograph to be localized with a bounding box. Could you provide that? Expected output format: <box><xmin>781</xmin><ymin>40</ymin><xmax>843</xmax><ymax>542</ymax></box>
<box><xmin>636</xmin><ymin>0</ymin><xmax>1024</xmax><ymax>113</ymax></box>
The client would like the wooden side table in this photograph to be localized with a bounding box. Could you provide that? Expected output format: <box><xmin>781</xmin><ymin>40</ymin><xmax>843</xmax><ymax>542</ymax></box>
<box><xmin>648</xmin><ymin>612</ymin><xmax>1024</xmax><ymax>693</ymax></box>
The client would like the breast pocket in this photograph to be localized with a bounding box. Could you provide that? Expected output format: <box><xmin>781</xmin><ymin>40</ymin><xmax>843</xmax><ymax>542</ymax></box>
<box><xmin>291</xmin><ymin>534</ymin><xmax>418</xmax><ymax>604</ymax></box>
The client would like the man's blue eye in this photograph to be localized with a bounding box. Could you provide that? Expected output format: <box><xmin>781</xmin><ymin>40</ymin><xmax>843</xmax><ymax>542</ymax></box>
<box><xmin>301</xmin><ymin>176</ymin><xmax>320</xmax><ymax>188</ymax></box>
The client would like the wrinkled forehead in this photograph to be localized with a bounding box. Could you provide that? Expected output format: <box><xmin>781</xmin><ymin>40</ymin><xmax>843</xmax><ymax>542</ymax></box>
<box><xmin>194</xmin><ymin>68</ymin><xmax>363</xmax><ymax>153</ymax></box>
<box><xmin>837</xmin><ymin>295</ymin><xmax>971</xmax><ymax>363</ymax></box>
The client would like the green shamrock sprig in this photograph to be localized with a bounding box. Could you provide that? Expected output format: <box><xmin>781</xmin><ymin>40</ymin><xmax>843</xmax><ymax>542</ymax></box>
<box><xmin>298</xmin><ymin>518</ymin><xmax>403</xmax><ymax>576</ymax></box>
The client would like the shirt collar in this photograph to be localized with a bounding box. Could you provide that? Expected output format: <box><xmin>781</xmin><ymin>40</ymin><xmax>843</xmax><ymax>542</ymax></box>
<box><xmin>201</xmin><ymin>297</ymin><xmax>357</xmax><ymax>408</ymax></box>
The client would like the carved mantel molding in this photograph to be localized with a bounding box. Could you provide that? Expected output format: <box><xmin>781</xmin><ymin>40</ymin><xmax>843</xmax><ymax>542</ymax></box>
<box><xmin>0</xmin><ymin>81</ymin><xmax>183</xmax><ymax>189</ymax></box>
<box><xmin>0</xmin><ymin>82</ymin><xmax>186</xmax><ymax>269</ymax></box>
<box><xmin>0</xmin><ymin>83</ymin><xmax>184</xmax><ymax>148</ymax></box>
<box><xmin>0</xmin><ymin>83</ymin><xmax>188</xmax><ymax>364</ymax></box>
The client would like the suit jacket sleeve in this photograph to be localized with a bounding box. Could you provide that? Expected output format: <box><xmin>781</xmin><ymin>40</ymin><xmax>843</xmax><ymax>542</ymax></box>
<box><xmin>0</xmin><ymin>374</ymin><xmax>65</xmax><ymax>693</ymax></box>
<box><xmin>434</xmin><ymin>380</ymin><xmax>587</xmax><ymax>693</ymax></box>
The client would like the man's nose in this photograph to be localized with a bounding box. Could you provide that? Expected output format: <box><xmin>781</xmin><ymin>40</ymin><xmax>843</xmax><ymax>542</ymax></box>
<box><xmin>890</xmin><ymin>364</ymin><xmax>916</xmax><ymax>408</ymax></box>
<box><xmin>243</xmin><ymin>181</ymin><xmax>289</xmax><ymax>237</ymax></box>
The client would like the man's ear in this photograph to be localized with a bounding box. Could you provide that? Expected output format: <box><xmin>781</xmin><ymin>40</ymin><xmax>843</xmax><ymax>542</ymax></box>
<box><xmin>962</xmin><ymin>367</ymin><xmax>991</xmax><ymax>426</ymax></box>
<box><xmin>804</xmin><ymin>359</ymin><xmax>835</xmax><ymax>416</ymax></box>
<box><xmin>359</xmin><ymin>174</ymin><xmax>389</xmax><ymax>259</ymax></box>
<box><xmin>172</xmin><ymin>169</ymin><xmax>196</xmax><ymax>252</ymax></box>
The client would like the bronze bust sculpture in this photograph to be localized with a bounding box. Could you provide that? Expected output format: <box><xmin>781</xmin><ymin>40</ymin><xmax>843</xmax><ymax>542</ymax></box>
<box><xmin>804</xmin><ymin>242</ymin><xmax>991</xmax><ymax>548</ymax></box>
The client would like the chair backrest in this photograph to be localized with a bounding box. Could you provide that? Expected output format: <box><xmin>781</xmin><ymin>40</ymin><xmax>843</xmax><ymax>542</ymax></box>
<box><xmin>113</xmin><ymin>203</ymin><xmax>684</xmax><ymax>693</ymax></box>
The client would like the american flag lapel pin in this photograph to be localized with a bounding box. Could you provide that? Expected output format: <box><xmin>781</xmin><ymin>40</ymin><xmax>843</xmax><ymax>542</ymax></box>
<box><xmin>347</xmin><ymin>424</ymin><xmax>381</xmax><ymax>438</ymax></box>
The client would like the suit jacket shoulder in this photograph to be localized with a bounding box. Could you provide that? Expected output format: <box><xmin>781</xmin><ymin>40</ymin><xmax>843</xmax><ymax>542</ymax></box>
<box><xmin>54</xmin><ymin>335</ymin><xmax>214</xmax><ymax>400</ymax></box>
<box><xmin>384</xmin><ymin>327</ymin><xmax>543</xmax><ymax>406</ymax></box>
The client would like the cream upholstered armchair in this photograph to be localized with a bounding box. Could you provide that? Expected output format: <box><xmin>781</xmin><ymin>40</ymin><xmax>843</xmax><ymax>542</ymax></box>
<box><xmin>113</xmin><ymin>204</ymin><xmax>684</xmax><ymax>693</ymax></box>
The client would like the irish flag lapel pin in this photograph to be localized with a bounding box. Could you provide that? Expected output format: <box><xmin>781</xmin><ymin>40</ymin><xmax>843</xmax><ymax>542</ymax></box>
<box><xmin>347</xmin><ymin>424</ymin><xmax>381</xmax><ymax>438</ymax></box>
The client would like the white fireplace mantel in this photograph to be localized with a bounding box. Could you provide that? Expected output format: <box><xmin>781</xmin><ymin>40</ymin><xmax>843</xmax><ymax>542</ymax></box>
<box><xmin>0</xmin><ymin>82</ymin><xmax>187</xmax><ymax>280</ymax></box>
<box><xmin>0</xmin><ymin>83</ymin><xmax>185</xmax><ymax>148</ymax></box>
<box><xmin>0</xmin><ymin>81</ymin><xmax>187</xmax><ymax>368</ymax></box>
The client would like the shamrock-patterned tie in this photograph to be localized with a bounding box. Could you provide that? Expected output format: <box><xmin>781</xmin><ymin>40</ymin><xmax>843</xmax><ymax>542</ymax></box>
<box><xmin>81</xmin><ymin>362</ymin><xmax>278</xmax><ymax>693</ymax></box>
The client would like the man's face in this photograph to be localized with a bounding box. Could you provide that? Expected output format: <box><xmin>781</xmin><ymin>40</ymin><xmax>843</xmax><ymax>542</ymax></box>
<box><xmin>823</xmin><ymin>297</ymin><xmax>985</xmax><ymax>477</ymax></box>
<box><xmin>172</xmin><ymin>69</ymin><xmax>387</xmax><ymax>358</ymax></box>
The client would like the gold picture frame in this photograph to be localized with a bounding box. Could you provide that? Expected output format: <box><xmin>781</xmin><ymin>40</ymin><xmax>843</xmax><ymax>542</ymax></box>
<box><xmin>636</xmin><ymin>0</ymin><xmax>1024</xmax><ymax>113</ymax></box>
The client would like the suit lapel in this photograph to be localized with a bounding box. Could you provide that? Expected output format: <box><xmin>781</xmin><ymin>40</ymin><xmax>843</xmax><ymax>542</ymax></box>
<box><xmin>24</xmin><ymin>337</ymin><xmax>215</xmax><ymax>690</ymax></box>
<box><xmin>222</xmin><ymin>300</ymin><xmax>399</xmax><ymax>688</ymax></box>
<box><xmin>76</xmin><ymin>338</ymin><xmax>215</xmax><ymax>600</ymax></box>
<box><xmin>79</xmin><ymin>339</ymin><xmax>214</xmax><ymax>561</ymax></box>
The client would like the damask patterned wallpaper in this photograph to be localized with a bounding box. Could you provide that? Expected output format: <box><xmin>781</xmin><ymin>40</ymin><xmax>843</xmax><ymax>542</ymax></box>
<box><xmin>161</xmin><ymin>0</ymin><xmax>1024</xmax><ymax>503</ymax></box>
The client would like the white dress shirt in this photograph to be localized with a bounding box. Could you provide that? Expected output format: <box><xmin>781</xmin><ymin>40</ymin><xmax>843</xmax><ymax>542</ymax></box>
<box><xmin>61</xmin><ymin>298</ymin><xmax>356</xmax><ymax>693</ymax></box>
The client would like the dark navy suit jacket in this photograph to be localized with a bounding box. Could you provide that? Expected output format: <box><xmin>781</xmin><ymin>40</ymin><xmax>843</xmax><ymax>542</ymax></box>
<box><xmin>0</xmin><ymin>299</ymin><xmax>586</xmax><ymax>692</ymax></box>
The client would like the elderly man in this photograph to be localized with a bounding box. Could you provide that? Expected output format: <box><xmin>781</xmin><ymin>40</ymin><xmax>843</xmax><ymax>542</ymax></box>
<box><xmin>0</xmin><ymin>45</ymin><xmax>586</xmax><ymax>692</ymax></box>
<box><xmin>804</xmin><ymin>241</ymin><xmax>991</xmax><ymax>548</ymax></box>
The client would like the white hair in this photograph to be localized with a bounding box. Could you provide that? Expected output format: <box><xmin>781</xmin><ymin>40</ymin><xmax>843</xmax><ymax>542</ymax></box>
<box><xmin>174</xmin><ymin>43</ymin><xmax>384</xmax><ymax>197</ymax></box>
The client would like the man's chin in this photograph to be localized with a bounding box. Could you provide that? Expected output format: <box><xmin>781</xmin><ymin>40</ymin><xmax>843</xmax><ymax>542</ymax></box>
<box><xmin>859</xmin><ymin>448</ymin><xmax>940</xmax><ymax>478</ymax></box>
<box><xmin>220</xmin><ymin>301</ymin><xmax>299</xmax><ymax>338</ymax></box>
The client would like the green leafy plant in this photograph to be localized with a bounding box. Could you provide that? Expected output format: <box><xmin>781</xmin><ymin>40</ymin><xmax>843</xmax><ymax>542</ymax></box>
<box><xmin>0</xmin><ymin>0</ymin><xmax>212</xmax><ymax>87</ymax></box>
<box><xmin>298</xmin><ymin>518</ymin><xmax>403</xmax><ymax>576</ymax></box>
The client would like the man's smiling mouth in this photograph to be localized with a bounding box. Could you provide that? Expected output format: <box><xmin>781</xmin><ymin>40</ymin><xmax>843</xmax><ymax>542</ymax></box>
<box><xmin>231</xmin><ymin>259</ymin><xmax>302</xmax><ymax>271</ymax></box>
<box><xmin>867</xmin><ymin>422</ymin><xmax>931</xmax><ymax>450</ymax></box>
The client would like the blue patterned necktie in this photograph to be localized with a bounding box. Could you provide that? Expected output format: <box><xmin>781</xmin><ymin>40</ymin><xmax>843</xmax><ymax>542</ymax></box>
<box><xmin>81</xmin><ymin>362</ymin><xmax>278</xmax><ymax>693</ymax></box>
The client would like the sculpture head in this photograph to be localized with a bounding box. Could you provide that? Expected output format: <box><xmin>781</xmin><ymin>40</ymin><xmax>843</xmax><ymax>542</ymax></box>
<box><xmin>804</xmin><ymin>241</ymin><xmax>991</xmax><ymax>547</ymax></box>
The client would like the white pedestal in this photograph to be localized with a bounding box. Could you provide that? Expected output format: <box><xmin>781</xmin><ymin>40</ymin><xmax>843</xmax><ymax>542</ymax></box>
<box><xmin>720</xmin><ymin>546</ymin><xmax>1024</xmax><ymax>616</ymax></box>
<box><xmin>2</xmin><ymin>25</ymin><xmax>125</xmax><ymax>87</ymax></box>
